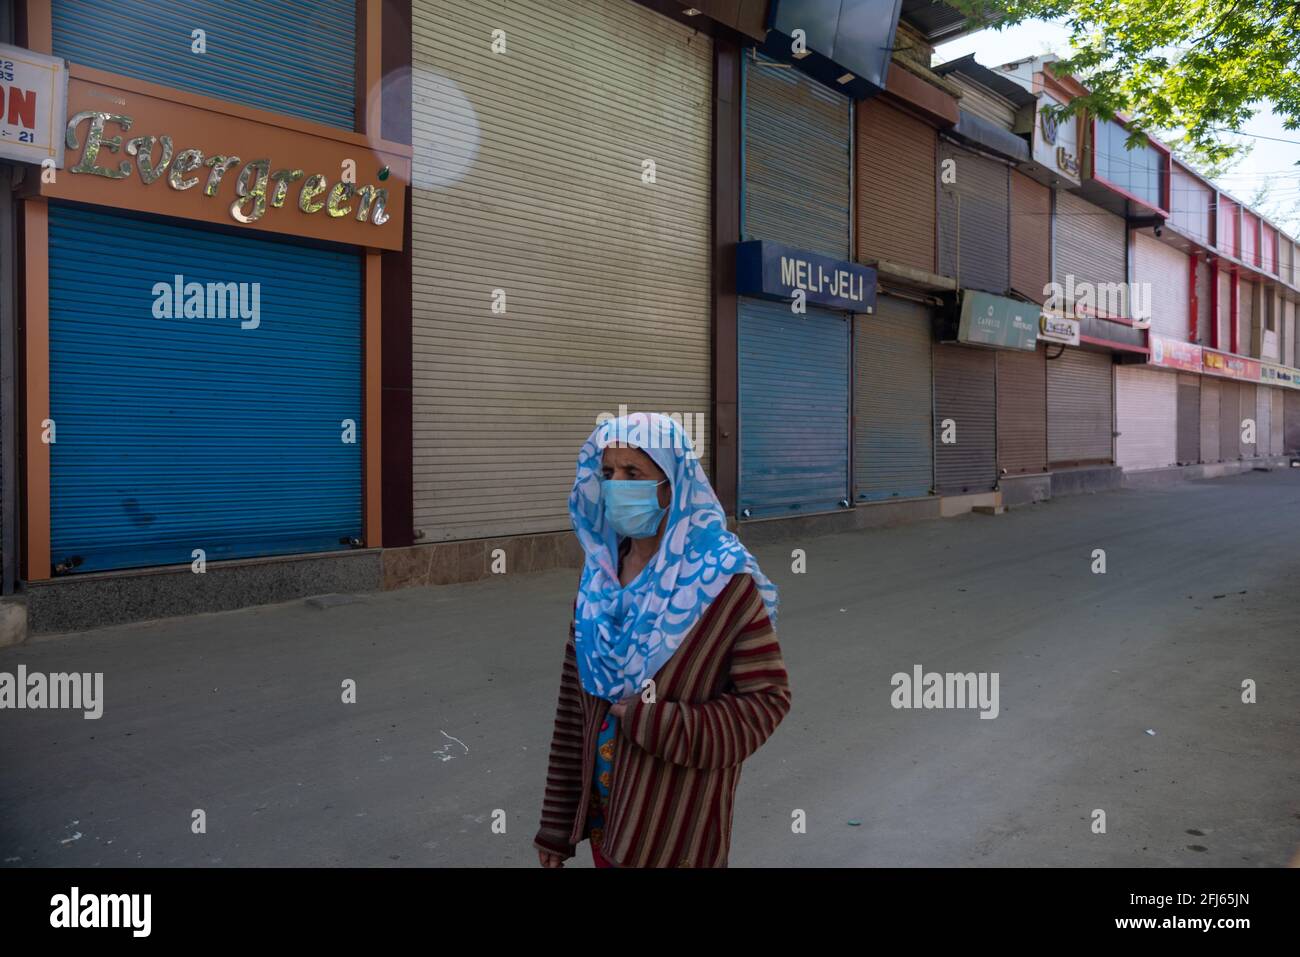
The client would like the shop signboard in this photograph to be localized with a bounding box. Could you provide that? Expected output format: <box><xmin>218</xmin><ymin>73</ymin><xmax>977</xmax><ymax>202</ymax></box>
<box><xmin>1148</xmin><ymin>334</ymin><xmax>1202</xmax><ymax>373</ymax></box>
<box><xmin>955</xmin><ymin>290</ymin><xmax>1039</xmax><ymax>351</ymax></box>
<box><xmin>0</xmin><ymin>42</ymin><xmax>67</xmax><ymax>166</ymax></box>
<box><xmin>1202</xmin><ymin>349</ymin><xmax>1261</xmax><ymax>382</ymax></box>
<box><xmin>35</xmin><ymin>71</ymin><xmax>409</xmax><ymax>250</ymax></box>
<box><xmin>736</xmin><ymin>240</ymin><xmax>878</xmax><ymax>314</ymax></box>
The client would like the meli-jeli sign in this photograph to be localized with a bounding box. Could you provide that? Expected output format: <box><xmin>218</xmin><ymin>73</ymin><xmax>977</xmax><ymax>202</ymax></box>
<box><xmin>64</xmin><ymin>110</ymin><xmax>391</xmax><ymax>228</ymax></box>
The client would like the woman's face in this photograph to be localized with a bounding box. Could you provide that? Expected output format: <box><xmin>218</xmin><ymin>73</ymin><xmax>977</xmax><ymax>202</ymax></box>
<box><xmin>601</xmin><ymin>445</ymin><xmax>671</xmax><ymax>509</ymax></box>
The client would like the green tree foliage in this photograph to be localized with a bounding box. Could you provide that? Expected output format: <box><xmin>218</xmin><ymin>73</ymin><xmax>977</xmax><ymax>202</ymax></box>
<box><xmin>947</xmin><ymin>0</ymin><xmax>1300</xmax><ymax>165</ymax></box>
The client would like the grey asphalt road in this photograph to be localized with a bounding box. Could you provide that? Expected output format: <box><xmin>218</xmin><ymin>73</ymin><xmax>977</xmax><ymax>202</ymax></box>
<box><xmin>2</xmin><ymin>469</ymin><xmax>1298</xmax><ymax>868</ymax></box>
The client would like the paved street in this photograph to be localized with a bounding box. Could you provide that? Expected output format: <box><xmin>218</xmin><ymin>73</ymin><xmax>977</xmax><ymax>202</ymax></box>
<box><xmin>2</xmin><ymin>469</ymin><xmax>1298</xmax><ymax>868</ymax></box>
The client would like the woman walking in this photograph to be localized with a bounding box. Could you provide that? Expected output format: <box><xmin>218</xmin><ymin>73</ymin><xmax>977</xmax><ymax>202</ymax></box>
<box><xmin>535</xmin><ymin>412</ymin><xmax>791</xmax><ymax>868</ymax></box>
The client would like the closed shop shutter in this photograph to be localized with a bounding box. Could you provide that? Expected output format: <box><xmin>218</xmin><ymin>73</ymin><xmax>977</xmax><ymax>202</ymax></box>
<box><xmin>938</xmin><ymin>142</ymin><xmax>1009</xmax><ymax>294</ymax></box>
<box><xmin>410</xmin><ymin>0</ymin><xmax>712</xmax><ymax>541</ymax></box>
<box><xmin>1200</xmin><ymin>378</ymin><xmax>1220</xmax><ymax>463</ymax></box>
<box><xmin>1010</xmin><ymin>172</ymin><xmax>1051</xmax><ymax>304</ymax></box>
<box><xmin>1176</xmin><ymin>373</ymin><xmax>1200</xmax><ymax>465</ymax></box>
<box><xmin>1134</xmin><ymin>231</ymin><xmax>1189</xmax><ymax>340</ymax></box>
<box><xmin>1286</xmin><ymin>391</ymin><xmax>1300</xmax><ymax>453</ymax></box>
<box><xmin>857</xmin><ymin>98</ymin><xmax>935</xmax><ymax>272</ymax></box>
<box><xmin>1240</xmin><ymin>383</ymin><xmax>1258</xmax><ymax>457</ymax></box>
<box><xmin>1116</xmin><ymin>365</ymin><xmax>1177</xmax><ymax>470</ymax></box>
<box><xmin>1219</xmin><ymin>380</ymin><xmax>1241</xmax><ymax>460</ymax></box>
<box><xmin>1055</xmin><ymin>190</ymin><xmax>1126</xmax><ymax>293</ymax></box>
<box><xmin>933</xmin><ymin>344</ymin><xmax>996</xmax><ymax>493</ymax></box>
<box><xmin>1256</xmin><ymin>386</ymin><xmax>1273</xmax><ymax>456</ymax></box>
<box><xmin>52</xmin><ymin>0</ymin><xmax>356</xmax><ymax>128</ymax></box>
<box><xmin>1271</xmin><ymin>388</ymin><xmax>1284</xmax><ymax>456</ymax></box>
<box><xmin>47</xmin><ymin>205</ymin><xmax>362</xmax><ymax>574</ymax></box>
<box><xmin>1047</xmin><ymin>348</ymin><xmax>1113</xmax><ymax>465</ymax></box>
<box><xmin>744</xmin><ymin>52</ymin><xmax>851</xmax><ymax>260</ymax></box>
<box><xmin>739</xmin><ymin>300</ymin><xmax>849</xmax><ymax>517</ymax></box>
<box><xmin>1195</xmin><ymin>256</ymin><xmax>1212</xmax><ymax>345</ymax></box>
<box><xmin>996</xmin><ymin>345</ymin><xmax>1047</xmax><ymax>475</ymax></box>
<box><xmin>854</xmin><ymin>295</ymin><xmax>933</xmax><ymax>501</ymax></box>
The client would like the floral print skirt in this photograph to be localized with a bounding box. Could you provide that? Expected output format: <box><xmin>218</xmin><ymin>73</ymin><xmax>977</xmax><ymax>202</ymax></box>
<box><xmin>586</xmin><ymin>713</ymin><xmax>618</xmax><ymax>867</ymax></box>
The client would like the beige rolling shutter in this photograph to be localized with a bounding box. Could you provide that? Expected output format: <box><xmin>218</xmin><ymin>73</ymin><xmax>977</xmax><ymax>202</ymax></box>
<box><xmin>1116</xmin><ymin>365</ymin><xmax>1177</xmax><ymax>470</ymax></box>
<box><xmin>1257</xmin><ymin>386</ymin><xmax>1273</xmax><ymax>456</ymax></box>
<box><xmin>1200</xmin><ymin>378</ymin><xmax>1220</xmax><ymax>463</ymax></box>
<box><xmin>410</xmin><ymin>0</ymin><xmax>712</xmax><ymax>541</ymax></box>
<box><xmin>1055</xmin><ymin>190</ymin><xmax>1126</xmax><ymax>300</ymax></box>
<box><xmin>1272</xmin><ymin>388</ymin><xmax>1284</xmax><ymax>456</ymax></box>
<box><xmin>1047</xmin><ymin>348</ymin><xmax>1113</xmax><ymax>466</ymax></box>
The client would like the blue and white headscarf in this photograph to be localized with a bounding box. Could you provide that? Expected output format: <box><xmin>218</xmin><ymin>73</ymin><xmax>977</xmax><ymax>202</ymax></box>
<box><xmin>569</xmin><ymin>412</ymin><xmax>779</xmax><ymax>702</ymax></box>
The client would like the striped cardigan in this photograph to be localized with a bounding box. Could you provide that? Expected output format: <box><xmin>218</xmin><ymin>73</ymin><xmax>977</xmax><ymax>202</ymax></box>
<box><xmin>534</xmin><ymin>573</ymin><xmax>791</xmax><ymax>868</ymax></box>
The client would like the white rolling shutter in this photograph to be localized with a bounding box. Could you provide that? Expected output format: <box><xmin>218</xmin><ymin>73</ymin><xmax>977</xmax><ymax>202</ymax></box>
<box><xmin>1115</xmin><ymin>365</ymin><xmax>1177</xmax><ymax>470</ymax></box>
<box><xmin>1133</xmin><ymin>231</ymin><xmax>1188</xmax><ymax>340</ymax></box>
<box><xmin>410</xmin><ymin>0</ymin><xmax>712</xmax><ymax>541</ymax></box>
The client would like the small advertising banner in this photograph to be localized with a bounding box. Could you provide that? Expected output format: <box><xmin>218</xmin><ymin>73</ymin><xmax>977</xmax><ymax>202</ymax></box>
<box><xmin>1148</xmin><ymin>334</ymin><xmax>1202</xmax><ymax>372</ymax></box>
<box><xmin>1038</xmin><ymin>312</ymin><xmax>1080</xmax><ymax>346</ymax></box>
<box><xmin>1202</xmin><ymin>349</ymin><xmax>1261</xmax><ymax>382</ymax></box>
<box><xmin>956</xmin><ymin>290</ymin><xmax>1039</xmax><ymax>351</ymax></box>
<box><xmin>1259</xmin><ymin>362</ymin><xmax>1300</xmax><ymax>389</ymax></box>
<box><xmin>0</xmin><ymin>43</ymin><xmax>67</xmax><ymax>166</ymax></box>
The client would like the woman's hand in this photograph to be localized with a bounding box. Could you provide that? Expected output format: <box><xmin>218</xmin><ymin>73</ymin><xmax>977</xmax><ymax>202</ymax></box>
<box><xmin>609</xmin><ymin>694</ymin><xmax>639</xmax><ymax>720</ymax></box>
<box><xmin>538</xmin><ymin>848</ymin><xmax>565</xmax><ymax>868</ymax></box>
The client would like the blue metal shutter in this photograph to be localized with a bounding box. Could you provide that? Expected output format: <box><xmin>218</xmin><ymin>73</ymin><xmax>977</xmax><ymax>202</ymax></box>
<box><xmin>52</xmin><ymin>0</ymin><xmax>356</xmax><ymax>129</ymax></box>
<box><xmin>48</xmin><ymin>205</ymin><xmax>362</xmax><ymax>574</ymax></box>
<box><xmin>739</xmin><ymin>298</ymin><xmax>849</xmax><ymax>517</ymax></box>
<box><xmin>854</xmin><ymin>295</ymin><xmax>933</xmax><ymax>501</ymax></box>
<box><xmin>742</xmin><ymin>51</ymin><xmax>851</xmax><ymax>260</ymax></box>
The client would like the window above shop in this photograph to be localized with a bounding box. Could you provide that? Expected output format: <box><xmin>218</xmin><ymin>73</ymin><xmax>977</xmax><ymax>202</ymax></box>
<box><xmin>1091</xmin><ymin>117</ymin><xmax>1168</xmax><ymax>214</ymax></box>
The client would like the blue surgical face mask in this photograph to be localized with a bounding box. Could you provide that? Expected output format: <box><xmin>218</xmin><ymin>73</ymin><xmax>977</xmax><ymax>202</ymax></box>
<box><xmin>601</xmin><ymin>479</ymin><xmax>669</xmax><ymax>539</ymax></box>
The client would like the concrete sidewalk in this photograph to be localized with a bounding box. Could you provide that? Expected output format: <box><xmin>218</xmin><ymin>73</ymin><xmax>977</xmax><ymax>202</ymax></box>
<box><xmin>2</xmin><ymin>469</ymin><xmax>1299</xmax><ymax>867</ymax></box>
